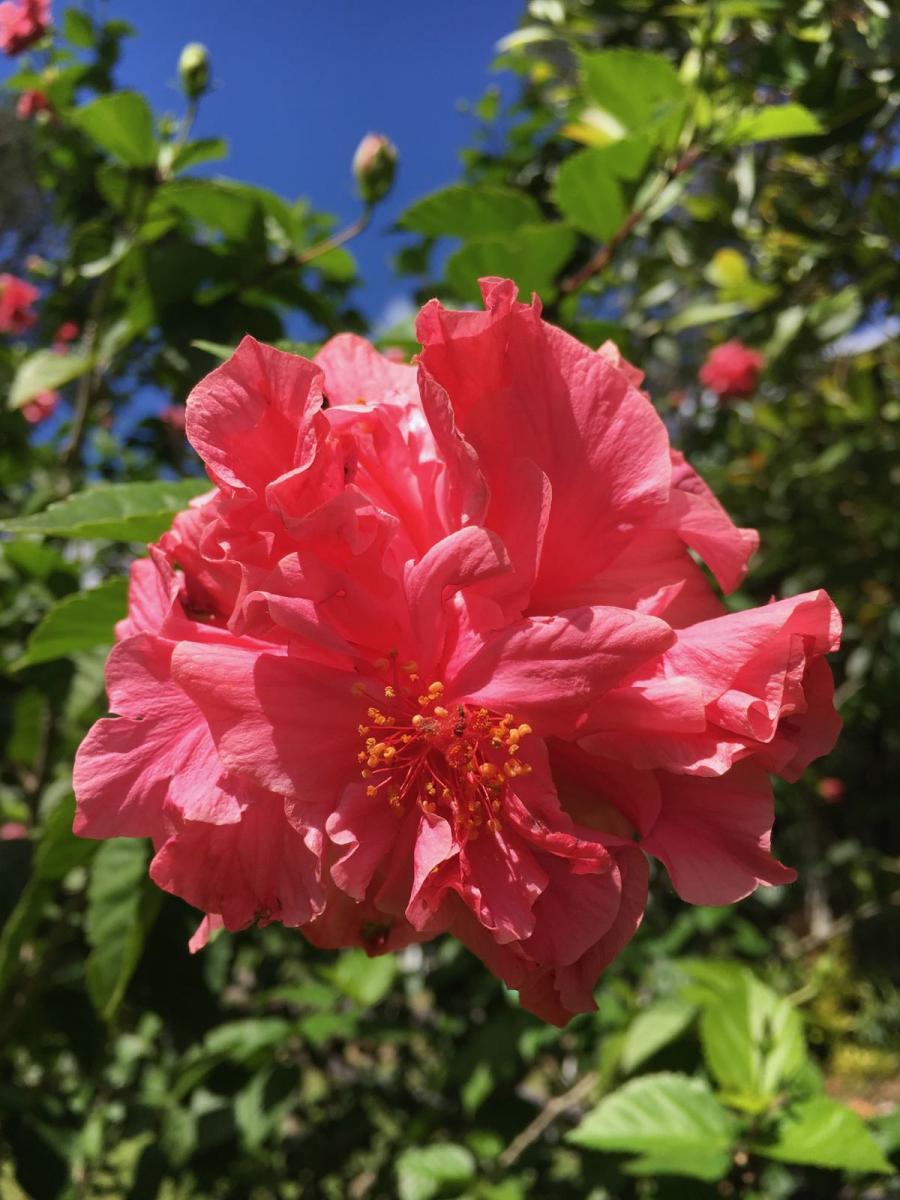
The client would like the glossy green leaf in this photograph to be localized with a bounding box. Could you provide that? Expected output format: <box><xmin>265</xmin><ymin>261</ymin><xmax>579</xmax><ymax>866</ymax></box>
<box><xmin>568</xmin><ymin>1072</ymin><xmax>736</xmax><ymax>1182</ymax></box>
<box><xmin>8</xmin><ymin>351</ymin><xmax>94</xmax><ymax>410</ymax></box>
<box><xmin>72</xmin><ymin>92</ymin><xmax>156</xmax><ymax>166</ymax></box>
<box><xmin>756</xmin><ymin>1097</ymin><xmax>893</xmax><ymax>1174</ymax></box>
<box><xmin>580</xmin><ymin>49</ymin><xmax>687</xmax><ymax>138</ymax></box>
<box><xmin>620</xmin><ymin>1000</ymin><xmax>697</xmax><ymax>1073</ymax></box>
<box><xmin>552</xmin><ymin>149</ymin><xmax>626</xmax><ymax>241</ymax></box>
<box><xmin>159</xmin><ymin>180</ymin><xmax>261</xmax><ymax>239</ymax></box>
<box><xmin>328</xmin><ymin>949</ymin><xmax>397</xmax><ymax>1006</ymax></box>
<box><xmin>445</xmin><ymin>224</ymin><xmax>575</xmax><ymax>302</ymax></box>
<box><xmin>14</xmin><ymin>577</ymin><xmax>127</xmax><ymax>668</ymax></box>
<box><xmin>699</xmin><ymin>975</ymin><xmax>806</xmax><ymax>1109</ymax></box>
<box><xmin>725</xmin><ymin>103</ymin><xmax>823</xmax><ymax>145</ymax></box>
<box><xmin>399</xmin><ymin>185</ymin><xmax>542</xmax><ymax>238</ymax></box>
<box><xmin>395</xmin><ymin>1143</ymin><xmax>476</xmax><ymax>1200</ymax></box>
<box><xmin>62</xmin><ymin>8</ymin><xmax>94</xmax><ymax>47</ymax></box>
<box><xmin>85</xmin><ymin>840</ymin><xmax>159</xmax><ymax>1022</ymax></box>
<box><xmin>170</xmin><ymin>137</ymin><xmax>229</xmax><ymax>175</ymax></box>
<box><xmin>0</xmin><ymin>479</ymin><xmax>209</xmax><ymax>541</ymax></box>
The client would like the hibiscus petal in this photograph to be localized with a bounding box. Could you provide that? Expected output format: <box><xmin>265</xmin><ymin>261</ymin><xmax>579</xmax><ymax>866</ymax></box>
<box><xmin>73</xmin><ymin>635</ymin><xmax>238</xmax><ymax>841</ymax></box>
<box><xmin>186</xmin><ymin>335</ymin><xmax>327</xmax><ymax>501</ymax></box>
<box><xmin>417</xmin><ymin>277</ymin><xmax>673</xmax><ymax>605</ymax></box>
<box><xmin>448</xmin><ymin>606</ymin><xmax>675</xmax><ymax>737</ymax></box>
<box><xmin>151</xmin><ymin>783</ymin><xmax>325</xmax><ymax>931</ymax></box>
<box><xmin>642</xmin><ymin>764</ymin><xmax>796</xmax><ymax>904</ymax></box>
<box><xmin>170</xmin><ymin>641</ymin><xmax>359</xmax><ymax>806</ymax></box>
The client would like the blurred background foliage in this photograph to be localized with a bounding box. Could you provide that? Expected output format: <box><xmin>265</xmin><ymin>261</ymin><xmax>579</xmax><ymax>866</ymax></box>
<box><xmin>1</xmin><ymin>1</ymin><xmax>899</xmax><ymax>1197</ymax></box>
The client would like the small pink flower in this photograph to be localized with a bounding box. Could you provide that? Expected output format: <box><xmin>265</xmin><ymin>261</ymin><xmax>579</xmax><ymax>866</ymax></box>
<box><xmin>0</xmin><ymin>0</ymin><xmax>50</xmax><ymax>55</ymax></box>
<box><xmin>699</xmin><ymin>340</ymin><xmax>765</xmax><ymax>399</ymax></box>
<box><xmin>817</xmin><ymin>776</ymin><xmax>845</xmax><ymax>803</ymax></box>
<box><xmin>22</xmin><ymin>389</ymin><xmax>58</xmax><ymax>424</ymax></box>
<box><xmin>16</xmin><ymin>88</ymin><xmax>50</xmax><ymax>118</ymax></box>
<box><xmin>54</xmin><ymin>320</ymin><xmax>79</xmax><ymax>344</ymax></box>
<box><xmin>0</xmin><ymin>273</ymin><xmax>39</xmax><ymax>334</ymax></box>
<box><xmin>160</xmin><ymin>405</ymin><xmax>187</xmax><ymax>431</ymax></box>
<box><xmin>73</xmin><ymin>280</ymin><xmax>841</xmax><ymax>1026</ymax></box>
<box><xmin>0</xmin><ymin>822</ymin><xmax>28</xmax><ymax>840</ymax></box>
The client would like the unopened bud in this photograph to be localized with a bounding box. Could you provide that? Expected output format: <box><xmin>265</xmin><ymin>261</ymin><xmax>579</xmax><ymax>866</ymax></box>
<box><xmin>178</xmin><ymin>42</ymin><xmax>211</xmax><ymax>100</ymax></box>
<box><xmin>352</xmin><ymin>133</ymin><xmax>397</xmax><ymax>207</ymax></box>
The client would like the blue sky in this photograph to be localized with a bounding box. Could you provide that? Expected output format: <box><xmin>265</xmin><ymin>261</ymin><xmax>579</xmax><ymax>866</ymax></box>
<box><xmin>94</xmin><ymin>0</ymin><xmax>521</xmax><ymax>324</ymax></box>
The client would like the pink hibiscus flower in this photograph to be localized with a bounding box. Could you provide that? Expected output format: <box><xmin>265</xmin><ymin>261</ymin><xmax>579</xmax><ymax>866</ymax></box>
<box><xmin>16</xmin><ymin>88</ymin><xmax>51</xmax><ymax>118</ymax></box>
<box><xmin>53</xmin><ymin>320</ymin><xmax>79</xmax><ymax>346</ymax></box>
<box><xmin>22</xmin><ymin>388</ymin><xmax>58</xmax><ymax>424</ymax></box>
<box><xmin>0</xmin><ymin>273</ymin><xmax>39</xmax><ymax>334</ymax></box>
<box><xmin>74</xmin><ymin>280</ymin><xmax>841</xmax><ymax>1025</ymax></box>
<box><xmin>699</xmin><ymin>339</ymin><xmax>765</xmax><ymax>399</ymax></box>
<box><xmin>0</xmin><ymin>0</ymin><xmax>49</xmax><ymax>54</ymax></box>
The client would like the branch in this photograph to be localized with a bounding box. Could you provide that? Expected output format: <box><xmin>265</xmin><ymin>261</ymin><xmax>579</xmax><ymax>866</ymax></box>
<box><xmin>498</xmin><ymin>1070</ymin><xmax>598</xmax><ymax>1168</ymax></box>
<box><xmin>560</xmin><ymin>147</ymin><xmax>700</xmax><ymax>294</ymax></box>
<box><xmin>296</xmin><ymin>209</ymin><xmax>371</xmax><ymax>266</ymax></box>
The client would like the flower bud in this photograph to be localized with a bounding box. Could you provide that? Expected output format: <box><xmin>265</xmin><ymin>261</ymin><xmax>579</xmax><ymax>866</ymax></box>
<box><xmin>178</xmin><ymin>42</ymin><xmax>211</xmax><ymax>100</ymax></box>
<box><xmin>352</xmin><ymin>133</ymin><xmax>397</xmax><ymax>207</ymax></box>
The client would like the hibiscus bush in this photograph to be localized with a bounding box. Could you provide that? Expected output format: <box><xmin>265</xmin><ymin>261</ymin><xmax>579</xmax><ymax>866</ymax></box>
<box><xmin>2</xmin><ymin>2</ymin><xmax>899</xmax><ymax>1199</ymax></box>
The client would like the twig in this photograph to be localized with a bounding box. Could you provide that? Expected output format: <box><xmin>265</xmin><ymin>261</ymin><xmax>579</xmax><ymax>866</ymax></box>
<box><xmin>499</xmin><ymin>1070</ymin><xmax>598</xmax><ymax>1167</ymax></box>
<box><xmin>296</xmin><ymin>209</ymin><xmax>371</xmax><ymax>266</ymax></box>
<box><xmin>560</xmin><ymin>148</ymin><xmax>700</xmax><ymax>294</ymax></box>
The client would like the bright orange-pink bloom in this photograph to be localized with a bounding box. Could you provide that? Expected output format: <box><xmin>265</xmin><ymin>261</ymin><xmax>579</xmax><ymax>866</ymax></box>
<box><xmin>699</xmin><ymin>339</ymin><xmax>765</xmax><ymax>399</ymax></box>
<box><xmin>22</xmin><ymin>389</ymin><xmax>58</xmax><ymax>424</ymax></box>
<box><xmin>16</xmin><ymin>87</ymin><xmax>50</xmax><ymax>117</ymax></box>
<box><xmin>0</xmin><ymin>0</ymin><xmax>49</xmax><ymax>54</ymax></box>
<box><xmin>73</xmin><ymin>280</ymin><xmax>840</xmax><ymax>1024</ymax></box>
<box><xmin>0</xmin><ymin>273</ymin><xmax>39</xmax><ymax>334</ymax></box>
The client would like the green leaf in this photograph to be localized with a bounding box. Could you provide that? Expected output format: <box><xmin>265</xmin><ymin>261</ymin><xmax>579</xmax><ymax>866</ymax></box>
<box><xmin>705</xmin><ymin>248</ymin><xmax>749</xmax><ymax>290</ymax></box>
<box><xmin>552</xmin><ymin>149</ymin><xmax>626</xmax><ymax>241</ymax></box>
<box><xmin>8</xmin><ymin>350</ymin><xmax>94</xmax><ymax>410</ymax></box>
<box><xmin>62</xmin><ymin>8</ymin><xmax>94</xmax><ymax>47</ymax></box>
<box><xmin>310</xmin><ymin>246</ymin><xmax>356</xmax><ymax>282</ymax></box>
<box><xmin>755</xmin><ymin>1097</ymin><xmax>893</xmax><ymax>1174</ymax></box>
<box><xmin>725</xmin><ymin>103</ymin><xmax>823</xmax><ymax>145</ymax></box>
<box><xmin>85</xmin><ymin>840</ymin><xmax>159</xmax><ymax>1022</ymax></box>
<box><xmin>170</xmin><ymin>137</ymin><xmax>229</xmax><ymax>176</ymax></box>
<box><xmin>0</xmin><ymin>798</ymin><xmax>94</xmax><ymax>995</ymax></box>
<box><xmin>14</xmin><ymin>577</ymin><xmax>127</xmax><ymax>669</ymax></box>
<box><xmin>445</xmin><ymin>224</ymin><xmax>575</xmax><ymax>302</ymax></box>
<box><xmin>72</xmin><ymin>92</ymin><xmax>157</xmax><ymax>167</ymax></box>
<box><xmin>191</xmin><ymin>339</ymin><xmax>237</xmax><ymax>361</ymax></box>
<box><xmin>699</xmin><ymin>975</ymin><xmax>806</xmax><ymax>1110</ymax></box>
<box><xmin>580</xmin><ymin>49</ymin><xmax>687</xmax><ymax>139</ymax></box>
<box><xmin>620</xmin><ymin>1000</ymin><xmax>697</xmax><ymax>1073</ymax></box>
<box><xmin>328</xmin><ymin>949</ymin><xmax>397</xmax><ymax>1006</ymax></box>
<box><xmin>34</xmin><ymin>794</ymin><xmax>95</xmax><ymax>882</ymax></box>
<box><xmin>395</xmin><ymin>1143</ymin><xmax>476</xmax><ymax>1200</ymax></box>
<box><xmin>0</xmin><ymin>479</ymin><xmax>209</xmax><ymax>541</ymax></box>
<box><xmin>666</xmin><ymin>300</ymin><xmax>750</xmax><ymax>331</ymax></box>
<box><xmin>158</xmin><ymin>180</ymin><xmax>262</xmax><ymax>240</ymax></box>
<box><xmin>399</xmin><ymin>185</ymin><xmax>542</xmax><ymax>238</ymax></box>
<box><xmin>567</xmin><ymin>1072</ymin><xmax>736</xmax><ymax>1182</ymax></box>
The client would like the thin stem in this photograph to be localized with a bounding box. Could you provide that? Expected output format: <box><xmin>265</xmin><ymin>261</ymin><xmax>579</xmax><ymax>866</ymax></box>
<box><xmin>560</xmin><ymin>147</ymin><xmax>700</xmax><ymax>294</ymax></box>
<box><xmin>499</xmin><ymin>1070</ymin><xmax>597</xmax><ymax>1167</ymax></box>
<box><xmin>61</xmin><ymin>268</ymin><xmax>114</xmax><ymax>467</ymax></box>
<box><xmin>296</xmin><ymin>209</ymin><xmax>371</xmax><ymax>265</ymax></box>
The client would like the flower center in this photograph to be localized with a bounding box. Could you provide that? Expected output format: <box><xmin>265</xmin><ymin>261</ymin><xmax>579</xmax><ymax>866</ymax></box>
<box><xmin>355</xmin><ymin>661</ymin><xmax>532</xmax><ymax>840</ymax></box>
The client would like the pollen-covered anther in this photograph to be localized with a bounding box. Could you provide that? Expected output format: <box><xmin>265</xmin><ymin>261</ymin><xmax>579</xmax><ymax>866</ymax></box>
<box><xmin>433</xmin><ymin>705</ymin><xmax>449</xmax><ymax>718</ymax></box>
